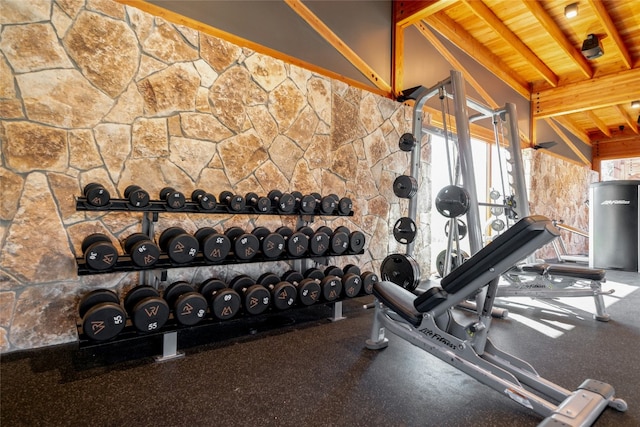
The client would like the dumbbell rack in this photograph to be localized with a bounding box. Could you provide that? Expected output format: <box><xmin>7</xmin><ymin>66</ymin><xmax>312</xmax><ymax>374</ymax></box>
<box><xmin>74</xmin><ymin>193</ymin><xmax>364</xmax><ymax>362</ymax></box>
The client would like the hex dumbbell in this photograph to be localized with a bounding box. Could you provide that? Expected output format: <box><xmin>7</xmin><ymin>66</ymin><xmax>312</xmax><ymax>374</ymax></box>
<box><xmin>124</xmin><ymin>185</ymin><xmax>150</xmax><ymax>208</ymax></box>
<box><xmin>158</xmin><ymin>227</ymin><xmax>199</xmax><ymax>264</ymax></box>
<box><xmin>163</xmin><ymin>281</ymin><xmax>208</xmax><ymax>326</ymax></box>
<box><xmin>219</xmin><ymin>191</ymin><xmax>246</xmax><ymax>212</ymax></box>
<box><xmin>257</xmin><ymin>273</ymin><xmax>297</xmax><ymax>310</ymax></box>
<box><xmin>83</xmin><ymin>182</ymin><xmax>110</xmax><ymax>207</ymax></box>
<box><xmin>225</xmin><ymin>227</ymin><xmax>260</xmax><ymax>260</ymax></box>
<box><xmin>191</xmin><ymin>189</ymin><xmax>217</xmax><ymax>211</ymax></box>
<box><xmin>252</xmin><ymin>226</ymin><xmax>285</xmax><ymax>259</ymax></box>
<box><xmin>282</xmin><ymin>270</ymin><xmax>322</xmax><ymax>306</ymax></box>
<box><xmin>229</xmin><ymin>275</ymin><xmax>271</xmax><ymax>315</ymax></box>
<box><xmin>276</xmin><ymin>226</ymin><xmax>309</xmax><ymax>257</ymax></box>
<box><xmin>78</xmin><ymin>289</ymin><xmax>126</xmax><ymax>341</ymax></box>
<box><xmin>159</xmin><ymin>187</ymin><xmax>186</xmax><ymax>209</ymax></box>
<box><xmin>123</xmin><ymin>286</ymin><xmax>170</xmax><ymax>333</ymax></box>
<box><xmin>81</xmin><ymin>233</ymin><xmax>118</xmax><ymax>271</ymax></box>
<box><xmin>245</xmin><ymin>192</ymin><xmax>271</xmax><ymax>213</ymax></box>
<box><xmin>194</xmin><ymin>227</ymin><xmax>231</xmax><ymax>263</ymax></box>
<box><xmin>268</xmin><ymin>190</ymin><xmax>296</xmax><ymax>214</ymax></box>
<box><xmin>123</xmin><ymin>233</ymin><xmax>160</xmax><ymax>268</ymax></box>
<box><xmin>199</xmin><ymin>278</ymin><xmax>241</xmax><ymax>320</ymax></box>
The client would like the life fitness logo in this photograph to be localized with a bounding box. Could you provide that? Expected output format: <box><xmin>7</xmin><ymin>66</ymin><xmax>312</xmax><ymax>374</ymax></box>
<box><xmin>601</xmin><ymin>199</ymin><xmax>631</xmax><ymax>205</ymax></box>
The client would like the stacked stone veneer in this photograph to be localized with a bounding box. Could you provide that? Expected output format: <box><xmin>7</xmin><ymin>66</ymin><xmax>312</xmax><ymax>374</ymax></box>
<box><xmin>0</xmin><ymin>0</ymin><xmax>434</xmax><ymax>352</ymax></box>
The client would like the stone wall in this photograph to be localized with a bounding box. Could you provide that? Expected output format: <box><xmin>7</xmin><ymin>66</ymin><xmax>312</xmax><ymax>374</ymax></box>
<box><xmin>0</xmin><ymin>0</ymin><xmax>427</xmax><ymax>352</ymax></box>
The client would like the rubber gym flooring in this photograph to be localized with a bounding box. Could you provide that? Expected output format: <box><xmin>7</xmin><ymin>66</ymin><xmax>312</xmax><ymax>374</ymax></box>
<box><xmin>1</xmin><ymin>269</ymin><xmax>639</xmax><ymax>426</ymax></box>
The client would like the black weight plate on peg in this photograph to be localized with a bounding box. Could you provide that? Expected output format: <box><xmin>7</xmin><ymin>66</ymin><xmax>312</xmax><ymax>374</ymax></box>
<box><xmin>124</xmin><ymin>286</ymin><xmax>170</xmax><ymax>333</ymax></box>
<box><xmin>84</xmin><ymin>183</ymin><xmax>110</xmax><ymax>207</ymax></box>
<box><xmin>159</xmin><ymin>227</ymin><xmax>199</xmax><ymax>264</ymax></box>
<box><xmin>303</xmin><ymin>268</ymin><xmax>324</xmax><ymax>281</ymax></box>
<box><xmin>338</xmin><ymin>197</ymin><xmax>352</xmax><ymax>215</ymax></box>
<box><xmin>195</xmin><ymin>227</ymin><xmax>231</xmax><ymax>263</ymax></box>
<box><xmin>308</xmin><ymin>230</ymin><xmax>329</xmax><ymax>256</ymax></box>
<box><xmin>286</xmin><ymin>231</ymin><xmax>309</xmax><ymax>257</ymax></box>
<box><xmin>360</xmin><ymin>271</ymin><xmax>378</xmax><ymax>295</ymax></box>
<box><xmin>380</xmin><ymin>254</ymin><xmax>421</xmax><ymax>291</ymax></box>
<box><xmin>444</xmin><ymin>219</ymin><xmax>468</xmax><ymax>239</ymax></box>
<box><xmin>320</xmin><ymin>276</ymin><xmax>342</xmax><ymax>301</ymax></box>
<box><xmin>160</xmin><ymin>187</ymin><xmax>186</xmax><ymax>210</ymax></box>
<box><xmin>342</xmin><ymin>273</ymin><xmax>362</xmax><ymax>298</ymax></box>
<box><xmin>82</xmin><ymin>302</ymin><xmax>126</xmax><ymax>341</ymax></box>
<box><xmin>124</xmin><ymin>233</ymin><xmax>160</xmax><ymax>268</ymax></box>
<box><xmin>393</xmin><ymin>217</ymin><xmax>417</xmax><ymax>244</ymax></box>
<box><xmin>324</xmin><ymin>265</ymin><xmax>344</xmax><ymax>278</ymax></box>
<box><xmin>329</xmin><ymin>229</ymin><xmax>349</xmax><ymax>255</ymax></box>
<box><xmin>282</xmin><ymin>270</ymin><xmax>304</xmax><ymax>284</ymax></box>
<box><xmin>82</xmin><ymin>234</ymin><xmax>118</xmax><ymax>271</ymax></box>
<box><xmin>124</xmin><ymin>185</ymin><xmax>150</xmax><ymax>208</ymax></box>
<box><xmin>393</xmin><ymin>175</ymin><xmax>418</xmax><ymax>199</ymax></box>
<box><xmin>320</xmin><ymin>195</ymin><xmax>337</xmax><ymax>214</ymax></box>
<box><xmin>297</xmin><ymin>278</ymin><xmax>321</xmax><ymax>306</ymax></box>
<box><xmin>435</xmin><ymin>249</ymin><xmax>469</xmax><ymax>278</ymax></box>
<box><xmin>199</xmin><ymin>279</ymin><xmax>241</xmax><ymax>320</ymax></box>
<box><xmin>349</xmin><ymin>231</ymin><xmax>366</xmax><ymax>253</ymax></box>
<box><xmin>435</xmin><ymin>185</ymin><xmax>470</xmax><ymax>218</ymax></box>
<box><xmin>271</xmin><ymin>281</ymin><xmax>296</xmax><ymax>310</ymax></box>
<box><xmin>398</xmin><ymin>133</ymin><xmax>416</xmax><ymax>152</ymax></box>
<box><xmin>78</xmin><ymin>289</ymin><xmax>120</xmax><ymax>318</ymax></box>
<box><xmin>342</xmin><ymin>264</ymin><xmax>361</xmax><ymax>276</ymax></box>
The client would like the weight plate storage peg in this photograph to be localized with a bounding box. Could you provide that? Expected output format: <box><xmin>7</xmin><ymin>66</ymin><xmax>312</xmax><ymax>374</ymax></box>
<box><xmin>124</xmin><ymin>185</ymin><xmax>150</xmax><ymax>208</ymax></box>
<box><xmin>380</xmin><ymin>253</ymin><xmax>421</xmax><ymax>291</ymax></box>
<box><xmin>225</xmin><ymin>227</ymin><xmax>260</xmax><ymax>260</ymax></box>
<box><xmin>435</xmin><ymin>185</ymin><xmax>470</xmax><ymax>218</ymax></box>
<box><xmin>81</xmin><ymin>233</ymin><xmax>118</xmax><ymax>271</ymax></box>
<box><xmin>194</xmin><ymin>227</ymin><xmax>231</xmax><ymax>263</ymax></box>
<box><xmin>124</xmin><ymin>286</ymin><xmax>170</xmax><ymax>333</ymax></box>
<box><xmin>258</xmin><ymin>273</ymin><xmax>297</xmax><ymax>310</ymax></box>
<box><xmin>393</xmin><ymin>175</ymin><xmax>418</xmax><ymax>199</ymax></box>
<box><xmin>123</xmin><ymin>233</ymin><xmax>160</xmax><ymax>268</ymax></box>
<box><xmin>245</xmin><ymin>192</ymin><xmax>271</xmax><ymax>213</ymax></box>
<box><xmin>191</xmin><ymin>189</ymin><xmax>217</xmax><ymax>211</ymax></box>
<box><xmin>219</xmin><ymin>191</ymin><xmax>246</xmax><ymax>212</ymax></box>
<box><xmin>229</xmin><ymin>275</ymin><xmax>271</xmax><ymax>315</ymax></box>
<box><xmin>398</xmin><ymin>133</ymin><xmax>417</xmax><ymax>152</ymax></box>
<box><xmin>159</xmin><ymin>187</ymin><xmax>186</xmax><ymax>210</ymax></box>
<box><xmin>163</xmin><ymin>281</ymin><xmax>208</xmax><ymax>326</ymax></box>
<box><xmin>78</xmin><ymin>289</ymin><xmax>126</xmax><ymax>341</ymax></box>
<box><xmin>252</xmin><ymin>227</ymin><xmax>285</xmax><ymax>259</ymax></box>
<box><xmin>199</xmin><ymin>278</ymin><xmax>241</xmax><ymax>320</ymax></box>
<box><xmin>158</xmin><ymin>227</ymin><xmax>199</xmax><ymax>264</ymax></box>
<box><xmin>83</xmin><ymin>183</ymin><xmax>110</xmax><ymax>207</ymax></box>
<box><xmin>393</xmin><ymin>217</ymin><xmax>417</xmax><ymax>244</ymax></box>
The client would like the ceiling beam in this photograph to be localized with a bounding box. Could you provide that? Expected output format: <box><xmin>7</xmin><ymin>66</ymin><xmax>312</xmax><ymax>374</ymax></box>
<box><xmin>615</xmin><ymin>105</ymin><xmax>639</xmax><ymax>134</ymax></box>
<box><xmin>593</xmin><ymin>138</ymin><xmax>640</xmax><ymax>161</ymax></box>
<box><xmin>459</xmin><ymin>0</ymin><xmax>558</xmax><ymax>88</ymax></box>
<box><xmin>521</xmin><ymin>0</ymin><xmax>593</xmax><ymax>79</ymax></box>
<box><xmin>587</xmin><ymin>0</ymin><xmax>633</xmax><ymax>70</ymax></box>
<box><xmin>425</xmin><ymin>13</ymin><xmax>530</xmax><ymax>98</ymax></box>
<box><xmin>284</xmin><ymin>0</ymin><xmax>391</xmax><ymax>93</ymax></box>
<box><xmin>584</xmin><ymin>110</ymin><xmax>612</xmax><ymax>138</ymax></box>
<box><xmin>553</xmin><ymin>116</ymin><xmax>591</xmax><ymax>146</ymax></box>
<box><xmin>533</xmin><ymin>68</ymin><xmax>640</xmax><ymax>118</ymax></box>
<box><xmin>393</xmin><ymin>0</ymin><xmax>457</xmax><ymax>29</ymax></box>
<box><xmin>545</xmin><ymin>119</ymin><xmax>591</xmax><ymax>167</ymax></box>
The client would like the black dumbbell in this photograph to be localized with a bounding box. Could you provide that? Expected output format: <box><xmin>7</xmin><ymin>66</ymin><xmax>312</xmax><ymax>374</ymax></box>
<box><xmin>81</xmin><ymin>233</ymin><xmax>118</xmax><ymax>271</ymax></box>
<box><xmin>194</xmin><ymin>227</ymin><xmax>231</xmax><ymax>263</ymax></box>
<box><xmin>160</xmin><ymin>187</ymin><xmax>186</xmax><ymax>209</ymax></box>
<box><xmin>163</xmin><ymin>281</ymin><xmax>208</xmax><ymax>326</ymax></box>
<box><xmin>360</xmin><ymin>271</ymin><xmax>379</xmax><ymax>295</ymax></box>
<box><xmin>343</xmin><ymin>264</ymin><xmax>361</xmax><ymax>276</ymax></box>
<box><xmin>245</xmin><ymin>192</ymin><xmax>271</xmax><ymax>213</ymax></box>
<box><xmin>311</xmin><ymin>193</ymin><xmax>338</xmax><ymax>215</ymax></box>
<box><xmin>276</xmin><ymin>226</ymin><xmax>309</xmax><ymax>257</ymax></box>
<box><xmin>225</xmin><ymin>227</ymin><xmax>260</xmax><ymax>260</ymax></box>
<box><xmin>124</xmin><ymin>185</ymin><xmax>150</xmax><ymax>208</ymax></box>
<box><xmin>342</xmin><ymin>271</ymin><xmax>362</xmax><ymax>298</ymax></box>
<box><xmin>219</xmin><ymin>191</ymin><xmax>246</xmax><ymax>212</ymax></box>
<box><xmin>268</xmin><ymin>190</ymin><xmax>296</xmax><ymax>214</ymax></box>
<box><xmin>257</xmin><ymin>273</ymin><xmax>297</xmax><ymax>310</ymax></box>
<box><xmin>199</xmin><ymin>278</ymin><xmax>241</xmax><ymax>320</ymax></box>
<box><xmin>337</xmin><ymin>197</ymin><xmax>353</xmax><ymax>216</ymax></box>
<box><xmin>123</xmin><ymin>233</ymin><xmax>160</xmax><ymax>268</ymax></box>
<box><xmin>316</xmin><ymin>226</ymin><xmax>349</xmax><ymax>255</ymax></box>
<box><xmin>229</xmin><ymin>275</ymin><xmax>271</xmax><ymax>315</ymax></box>
<box><xmin>123</xmin><ymin>285</ymin><xmax>170</xmax><ymax>333</ymax></box>
<box><xmin>191</xmin><ymin>189</ymin><xmax>217</xmax><ymax>211</ymax></box>
<box><xmin>83</xmin><ymin>183</ymin><xmax>110</xmax><ymax>207</ymax></box>
<box><xmin>297</xmin><ymin>226</ymin><xmax>329</xmax><ymax>256</ymax></box>
<box><xmin>303</xmin><ymin>268</ymin><xmax>325</xmax><ymax>281</ymax></box>
<box><xmin>252</xmin><ymin>227</ymin><xmax>285</xmax><ymax>259</ymax></box>
<box><xmin>78</xmin><ymin>289</ymin><xmax>126</xmax><ymax>341</ymax></box>
<box><xmin>282</xmin><ymin>270</ymin><xmax>321</xmax><ymax>306</ymax></box>
<box><xmin>291</xmin><ymin>191</ymin><xmax>317</xmax><ymax>215</ymax></box>
<box><xmin>320</xmin><ymin>275</ymin><xmax>342</xmax><ymax>301</ymax></box>
<box><xmin>158</xmin><ymin>227</ymin><xmax>199</xmax><ymax>264</ymax></box>
<box><xmin>334</xmin><ymin>226</ymin><xmax>366</xmax><ymax>253</ymax></box>
<box><xmin>324</xmin><ymin>265</ymin><xmax>344</xmax><ymax>278</ymax></box>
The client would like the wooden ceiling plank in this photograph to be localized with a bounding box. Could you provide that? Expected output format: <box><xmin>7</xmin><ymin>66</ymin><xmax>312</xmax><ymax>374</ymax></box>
<box><xmin>615</xmin><ymin>105</ymin><xmax>640</xmax><ymax>134</ymax></box>
<box><xmin>546</xmin><ymin>118</ymin><xmax>591</xmax><ymax>166</ymax></box>
<box><xmin>585</xmin><ymin>110</ymin><xmax>612</xmax><ymax>138</ymax></box>
<box><xmin>521</xmin><ymin>0</ymin><xmax>593</xmax><ymax>79</ymax></box>
<box><xmin>425</xmin><ymin>13</ymin><xmax>531</xmax><ymax>98</ymax></box>
<box><xmin>460</xmin><ymin>0</ymin><xmax>558</xmax><ymax>87</ymax></box>
<box><xmin>284</xmin><ymin>0</ymin><xmax>392</xmax><ymax>93</ymax></box>
<box><xmin>394</xmin><ymin>0</ymin><xmax>457</xmax><ymax>29</ymax></box>
<box><xmin>533</xmin><ymin>68</ymin><xmax>640</xmax><ymax>118</ymax></box>
<box><xmin>553</xmin><ymin>116</ymin><xmax>591</xmax><ymax>145</ymax></box>
<box><xmin>587</xmin><ymin>0</ymin><xmax>633</xmax><ymax>70</ymax></box>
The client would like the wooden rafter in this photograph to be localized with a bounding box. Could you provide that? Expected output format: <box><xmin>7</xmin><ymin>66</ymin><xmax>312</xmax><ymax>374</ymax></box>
<box><xmin>584</xmin><ymin>110</ymin><xmax>612</xmax><ymax>138</ymax></box>
<box><xmin>521</xmin><ymin>0</ymin><xmax>593</xmax><ymax>79</ymax></box>
<box><xmin>534</xmin><ymin>68</ymin><xmax>640</xmax><ymax>118</ymax></box>
<box><xmin>283</xmin><ymin>0</ymin><xmax>391</xmax><ymax>93</ymax></box>
<box><xmin>587</xmin><ymin>0</ymin><xmax>633</xmax><ymax>70</ymax></box>
<box><xmin>545</xmin><ymin>118</ymin><xmax>591</xmax><ymax>166</ymax></box>
<box><xmin>459</xmin><ymin>0</ymin><xmax>558</xmax><ymax>88</ymax></box>
<box><xmin>553</xmin><ymin>116</ymin><xmax>590</xmax><ymax>145</ymax></box>
<box><xmin>425</xmin><ymin>12</ymin><xmax>530</xmax><ymax>98</ymax></box>
<box><xmin>615</xmin><ymin>105</ymin><xmax>640</xmax><ymax>134</ymax></box>
<box><xmin>394</xmin><ymin>0</ymin><xmax>457</xmax><ymax>29</ymax></box>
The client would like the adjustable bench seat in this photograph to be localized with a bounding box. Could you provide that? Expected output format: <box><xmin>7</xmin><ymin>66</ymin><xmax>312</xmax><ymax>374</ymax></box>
<box><xmin>518</xmin><ymin>263</ymin><xmax>605</xmax><ymax>281</ymax></box>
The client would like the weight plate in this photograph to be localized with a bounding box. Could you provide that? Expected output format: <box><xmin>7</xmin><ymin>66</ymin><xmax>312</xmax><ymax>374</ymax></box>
<box><xmin>82</xmin><ymin>303</ymin><xmax>126</xmax><ymax>341</ymax></box>
<box><xmin>243</xmin><ymin>285</ymin><xmax>270</xmax><ymax>315</ymax></box>
<box><xmin>308</xmin><ymin>231</ymin><xmax>329</xmax><ymax>256</ymax></box>
<box><xmin>303</xmin><ymin>268</ymin><xmax>324</xmax><ymax>281</ymax></box>
<box><xmin>398</xmin><ymin>133</ymin><xmax>416</xmax><ymax>152</ymax></box>
<box><xmin>338</xmin><ymin>197</ymin><xmax>352</xmax><ymax>215</ymax></box>
<box><xmin>435</xmin><ymin>185</ymin><xmax>470</xmax><ymax>218</ymax></box>
<box><xmin>84</xmin><ymin>239</ymin><xmax>118</xmax><ymax>271</ymax></box>
<box><xmin>200</xmin><ymin>232</ymin><xmax>231</xmax><ymax>263</ymax></box>
<box><xmin>329</xmin><ymin>230</ymin><xmax>349</xmax><ymax>255</ymax></box>
<box><xmin>174</xmin><ymin>292</ymin><xmax>208</xmax><ymax>326</ymax></box>
<box><xmin>286</xmin><ymin>232</ymin><xmax>308</xmax><ymax>257</ymax></box>
<box><xmin>342</xmin><ymin>264</ymin><xmax>361</xmax><ymax>276</ymax></box>
<box><xmin>297</xmin><ymin>278</ymin><xmax>321</xmax><ymax>306</ymax></box>
<box><xmin>320</xmin><ymin>276</ymin><xmax>342</xmax><ymax>301</ymax></box>
<box><xmin>393</xmin><ymin>175</ymin><xmax>418</xmax><ymax>199</ymax></box>
<box><xmin>342</xmin><ymin>273</ymin><xmax>362</xmax><ymax>297</ymax></box>
<box><xmin>435</xmin><ymin>249</ymin><xmax>469</xmax><ymax>277</ymax></box>
<box><xmin>393</xmin><ymin>217</ymin><xmax>417</xmax><ymax>244</ymax></box>
<box><xmin>380</xmin><ymin>254</ymin><xmax>420</xmax><ymax>291</ymax></box>
<box><xmin>210</xmin><ymin>288</ymin><xmax>241</xmax><ymax>320</ymax></box>
<box><xmin>125</xmin><ymin>185</ymin><xmax>150</xmax><ymax>208</ymax></box>
<box><xmin>78</xmin><ymin>289</ymin><xmax>120</xmax><ymax>318</ymax></box>
<box><xmin>131</xmin><ymin>297</ymin><xmax>170</xmax><ymax>332</ymax></box>
<box><xmin>272</xmin><ymin>282</ymin><xmax>296</xmax><ymax>310</ymax></box>
<box><xmin>232</xmin><ymin>233</ymin><xmax>259</xmax><ymax>260</ymax></box>
<box><xmin>361</xmin><ymin>271</ymin><xmax>378</xmax><ymax>295</ymax></box>
<box><xmin>299</xmin><ymin>195</ymin><xmax>317</xmax><ymax>214</ymax></box>
<box><xmin>349</xmin><ymin>231</ymin><xmax>366</xmax><ymax>253</ymax></box>
<box><xmin>444</xmin><ymin>219</ymin><xmax>467</xmax><ymax>240</ymax></box>
<box><xmin>282</xmin><ymin>270</ymin><xmax>304</xmax><ymax>284</ymax></box>
<box><xmin>261</xmin><ymin>233</ymin><xmax>285</xmax><ymax>258</ymax></box>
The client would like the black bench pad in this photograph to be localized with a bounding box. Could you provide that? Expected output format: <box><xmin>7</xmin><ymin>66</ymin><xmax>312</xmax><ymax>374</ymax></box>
<box><xmin>520</xmin><ymin>263</ymin><xmax>605</xmax><ymax>281</ymax></box>
<box><xmin>372</xmin><ymin>280</ymin><xmax>422</xmax><ymax>327</ymax></box>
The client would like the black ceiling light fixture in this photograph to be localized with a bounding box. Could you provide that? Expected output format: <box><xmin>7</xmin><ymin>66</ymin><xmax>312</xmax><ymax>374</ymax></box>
<box><xmin>533</xmin><ymin>141</ymin><xmax>558</xmax><ymax>150</ymax></box>
<box><xmin>581</xmin><ymin>34</ymin><xmax>604</xmax><ymax>59</ymax></box>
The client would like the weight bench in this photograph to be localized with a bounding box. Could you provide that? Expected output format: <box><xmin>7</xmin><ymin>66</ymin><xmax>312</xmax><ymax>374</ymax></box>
<box><xmin>366</xmin><ymin>216</ymin><xmax>627</xmax><ymax>426</ymax></box>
